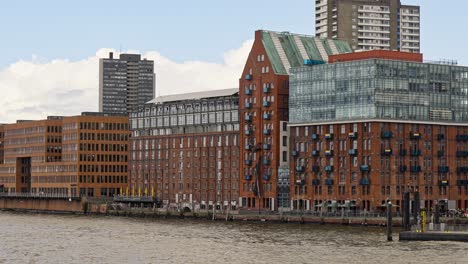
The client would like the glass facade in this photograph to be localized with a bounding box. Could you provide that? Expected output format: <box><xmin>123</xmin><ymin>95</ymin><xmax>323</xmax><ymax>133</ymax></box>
<box><xmin>289</xmin><ymin>59</ymin><xmax>468</xmax><ymax>124</ymax></box>
<box><xmin>130</xmin><ymin>93</ymin><xmax>239</xmax><ymax>137</ymax></box>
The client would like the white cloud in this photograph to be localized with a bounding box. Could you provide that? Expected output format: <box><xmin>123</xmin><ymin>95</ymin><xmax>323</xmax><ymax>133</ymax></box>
<box><xmin>0</xmin><ymin>40</ymin><xmax>253</xmax><ymax>123</ymax></box>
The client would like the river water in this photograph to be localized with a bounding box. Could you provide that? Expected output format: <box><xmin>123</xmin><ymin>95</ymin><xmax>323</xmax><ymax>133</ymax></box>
<box><xmin>0</xmin><ymin>212</ymin><xmax>466</xmax><ymax>264</ymax></box>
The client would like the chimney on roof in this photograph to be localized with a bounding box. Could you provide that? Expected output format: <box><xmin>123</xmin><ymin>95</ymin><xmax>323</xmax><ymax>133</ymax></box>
<box><xmin>109</xmin><ymin>52</ymin><xmax>114</xmax><ymax>59</ymax></box>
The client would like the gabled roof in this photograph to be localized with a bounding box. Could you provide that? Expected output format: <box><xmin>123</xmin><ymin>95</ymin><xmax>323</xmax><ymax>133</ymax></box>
<box><xmin>147</xmin><ymin>88</ymin><xmax>239</xmax><ymax>104</ymax></box>
<box><xmin>260</xmin><ymin>30</ymin><xmax>352</xmax><ymax>75</ymax></box>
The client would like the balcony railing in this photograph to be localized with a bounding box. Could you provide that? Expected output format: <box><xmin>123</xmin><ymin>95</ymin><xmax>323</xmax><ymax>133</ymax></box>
<box><xmin>438</xmin><ymin>180</ymin><xmax>449</xmax><ymax>186</ymax></box>
<box><xmin>410</xmin><ymin>149</ymin><xmax>421</xmax><ymax>156</ymax></box>
<box><xmin>325</xmin><ymin>179</ymin><xmax>334</xmax><ymax>185</ymax></box>
<box><xmin>312</xmin><ymin>165</ymin><xmax>320</xmax><ymax>173</ymax></box>
<box><xmin>325</xmin><ymin>165</ymin><xmax>334</xmax><ymax>172</ymax></box>
<box><xmin>400</xmin><ymin>149</ymin><xmax>407</xmax><ymax>156</ymax></box>
<box><xmin>325</xmin><ymin>133</ymin><xmax>334</xmax><ymax>140</ymax></box>
<box><xmin>312</xmin><ymin>150</ymin><xmax>320</xmax><ymax>156</ymax></box>
<box><xmin>244</xmin><ymin>88</ymin><xmax>252</xmax><ymax>95</ymax></box>
<box><xmin>410</xmin><ymin>132</ymin><xmax>421</xmax><ymax>140</ymax></box>
<box><xmin>296</xmin><ymin>166</ymin><xmax>305</xmax><ymax>172</ymax></box>
<box><xmin>263</xmin><ymin>129</ymin><xmax>271</xmax><ymax>135</ymax></box>
<box><xmin>263</xmin><ymin>113</ymin><xmax>271</xmax><ymax>120</ymax></box>
<box><xmin>245</xmin><ymin>74</ymin><xmax>253</xmax><ymax>80</ymax></box>
<box><xmin>360</xmin><ymin>178</ymin><xmax>370</xmax><ymax>186</ymax></box>
<box><xmin>245</xmin><ymin>102</ymin><xmax>252</xmax><ymax>109</ymax></box>
<box><xmin>262</xmin><ymin>174</ymin><xmax>271</xmax><ymax>181</ymax></box>
<box><xmin>263</xmin><ymin>144</ymin><xmax>271</xmax><ymax>150</ymax></box>
<box><xmin>262</xmin><ymin>87</ymin><xmax>270</xmax><ymax>94</ymax></box>
<box><xmin>456</xmin><ymin>151</ymin><xmax>468</xmax><ymax>157</ymax></box>
<box><xmin>245</xmin><ymin>175</ymin><xmax>252</xmax><ymax>181</ymax></box>
<box><xmin>457</xmin><ymin>167</ymin><xmax>468</xmax><ymax>173</ymax></box>
<box><xmin>381</xmin><ymin>148</ymin><xmax>392</xmax><ymax>155</ymax></box>
<box><xmin>262</xmin><ymin>101</ymin><xmax>271</xmax><ymax>107</ymax></box>
<box><xmin>348</xmin><ymin>149</ymin><xmax>358</xmax><ymax>156</ymax></box>
<box><xmin>311</xmin><ymin>134</ymin><xmax>319</xmax><ymax>140</ymax></box>
<box><xmin>348</xmin><ymin>132</ymin><xmax>357</xmax><ymax>139</ymax></box>
<box><xmin>312</xmin><ymin>179</ymin><xmax>320</xmax><ymax>186</ymax></box>
<box><xmin>325</xmin><ymin>150</ymin><xmax>334</xmax><ymax>156</ymax></box>
<box><xmin>292</xmin><ymin>150</ymin><xmax>299</xmax><ymax>157</ymax></box>
<box><xmin>438</xmin><ymin>166</ymin><xmax>449</xmax><ymax>173</ymax></box>
<box><xmin>410</xmin><ymin>166</ymin><xmax>422</xmax><ymax>172</ymax></box>
<box><xmin>381</xmin><ymin>131</ymin><xmax>393</xmax><ymax>139</ymax></box>
<box><xmin>456</xmin><ymin>135</ymin><xmax>468</xmax><ymax>141</ymax></box>
<box><xmin>400</xmin><ymin>165</ymin><xmax>407</xmax><ymax>172</ymax></box>
<box><xmin>360</xmin><ymin>165</ymin><xmax>370</xmax><ymax>172</ymax></box>
<box><xmin>244</xmin><ymin>160</ymin><xmax>252</xmax><ymax>166</ymax></box>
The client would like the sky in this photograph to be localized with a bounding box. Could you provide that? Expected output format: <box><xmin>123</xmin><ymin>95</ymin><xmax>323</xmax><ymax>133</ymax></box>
<box><xmin>0</xmin><ymin>0</ymin><xmax>466</xmax><ymax>122</ymax></box>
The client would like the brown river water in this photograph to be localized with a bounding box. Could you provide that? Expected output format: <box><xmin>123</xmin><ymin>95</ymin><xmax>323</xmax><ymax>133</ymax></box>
<box><xmin>0</xmin><ymin>211</ymin><xmax>466</xmax><ymax>264</ymax></box>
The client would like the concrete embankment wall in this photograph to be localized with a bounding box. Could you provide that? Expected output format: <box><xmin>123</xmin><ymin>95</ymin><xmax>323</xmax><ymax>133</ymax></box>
<box><xmin>0</xmin><ymin>198</ymin><xmax>83</xmax><ymax>213</ymax></box>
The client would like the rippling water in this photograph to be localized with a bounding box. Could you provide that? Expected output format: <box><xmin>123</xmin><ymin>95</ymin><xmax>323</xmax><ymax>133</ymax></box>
<box><xmin>0</xmin><ymin>212</ymin><xmax>466</xmax><ymax>264</ymax></box>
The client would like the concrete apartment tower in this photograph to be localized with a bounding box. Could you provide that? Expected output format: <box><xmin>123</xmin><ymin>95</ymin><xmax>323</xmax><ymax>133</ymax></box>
<box><xmin>99</xmin><ymin>52</ymin><xmax>155</xmax><ymax>114</ymax></box>
<box><xmin>315</xmin><ymin>0</ymin><xmax>420</xmax><ymax>52</ymax></box>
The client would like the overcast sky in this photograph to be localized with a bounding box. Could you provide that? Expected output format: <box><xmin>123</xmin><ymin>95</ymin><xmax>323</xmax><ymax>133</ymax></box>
<box><xmin>1</xmin><ymin>0</ymin><xmax>465</xmax><ymax>122</ymax></box>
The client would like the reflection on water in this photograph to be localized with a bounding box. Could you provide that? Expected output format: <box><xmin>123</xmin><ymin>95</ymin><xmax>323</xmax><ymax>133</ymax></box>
<box><xmin>0</xmin><ymin>212</ymin><xmax>466</xmax><ymax>264</ymax></box>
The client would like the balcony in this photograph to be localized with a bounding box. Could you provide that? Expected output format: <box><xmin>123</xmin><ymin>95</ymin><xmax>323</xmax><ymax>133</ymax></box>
<box><xmin>262</xmin><ymin>87</ymin><xmax>270</xmax><ymax>94</ymax></box>
<box><xmin>410</xmin><ymin>166</ymin><xmax>422</xmax><ymax>173</ymax></box>
<box><xmin>438</xmin><ymin>180</ymin><xmax>449</xmax><ymax>186</ymax></box>
<box><xmin>263</xmin><ymin>144</ymin><xmax>271</xmax><ymax>150</ymax></box>
<box><xmin>245</xmin><ymin>130</ymin><xmax>252</xmax><ymax>136</ymax></box>
<box><xmin>262</xmin><ymin>174</ymin><xmax>271</xmax><ymax>181</ymax></box>
<box><xmin>244</xmin><ymin>160</ymin><xmax>252</xmax><ymax>166</ymax></box>
<box><xmin>381</xmin><ymin>131</ymin><xmax>393</xmax><ymax>139</ymax></box>
<box><xmin>360</xmin><ymin>165</ymin><xmax>370</xmax><ymax>172</ymax></box>
<box><xmin>325</xmin><ymin>179</ymin><xmax>334</xmax><ymax>185</ymax></box>
<box><xmin>381</xmin><ymin>148</ymin><xmax>393</xmax><ymax>155</ymax></box>
<box><xmin>360</xmin><ymin>178</ymin><xmax>370</xmax><ymax>186</ymax></box>
<box><xmin>292</xmin><ymin>150</ymin><xmax>299</xmax><ymax>157</ymax></box>
<box><xmin>312</xmin><ymin>179</ymin><xmax>320</xmax><ymax>186</ymax></box>
<box><xmin>263</xmin><ymin>113</ymin><xmax>271</xmax><ymax>120</ymax></box>
<box><xmin>400</xmin><ymin>149</ymin><xmax>407</xmax><ymax>156</ymax></box>
<box><xmin>437</xmin><ymin>150</ymin><xmax>445</xmax><ymax>157</ymax></box>
<box><xmin>438</xmin><ymin>166</ymin><xmax>449</xmax><ymax>173</ymax></box>
<box><xmin>263</xmin><ymin>129</ymin><xmax>271</xmax><ymax>135</ymax></box>
<box><xmin>456</xmin><ymin>135</ymin><xmax>468</xmax><ymax>142</ymax></box>
<box><xmin>245</xmin><ymin>102</ymin><xmax>252</xmax><ymax>109</ymax></box>
<box><xmin>457</xmin><ymin>180</ymin><xmax>468</xmax><ymax>186</ymax></box>
<box><xmin>312</xmin><ymin>165</ymin><xmax>320</xmax><ymax>173</ymax></box>
<box><xmin>295</xmin><ymin>179</ymin><xmax>305</xmax><ymax>186</ymax></box>
<box><xmin>437</xmin><ymin>134</ymin><xmax>445</xmax><ymax>141</ymax></box>
<box><xmin>263</xmin><ymin>159</ymin><xmax>271</xmax><ymax>165</ymax></box>
<box><xmin>312</xmin><ymin>150</ymin><xmax>320</xmax><ymax>156</ymax></box>
<box><xmin>348</xmin><ymin>132</ymin><xmax>357</xmax><ymax>139</ymax></box>
<box><xmin>244</xmin><ymin>88</ymin><xmax>252</xmax><ymax>95</ymax></box>
<box><xmin>457</xmin><ymin>167</ymin><xmax>468</xmax><ymax>173</ymax></box>
<box><xmin>400</xmin><ymin>165</ymin><xmax>407</xmax><ymax>172</ymax></box>
<box><xmin>456</xmin><ymin>151</ymin><xmax>468</xmax><ymax>157</ymax></box>
<box><xmin>245</xmin><ymin>115</ymin><xmax>252</xmax><ymax>122</ymax></box>
<box><xmin>311</xmin><ymin>133</ymin><xmax>319</xmax><ymax>140</ymax></box>
<box><xmin>324</xmin><ymin>150</ymin><xmax>334</xmax><ymax>156</ymax></box>
<box><xmin>245</xmin><ymin>175</ymin><xmax>252</xmax><ymax>181</ymax></box>
<box><xmin>410</xmin><ymin>149</ymin><xmax>421</xmax><ymax>156</ymax></box>
<box><xmin>348</xmin><ymin>149</ymin><xmax>358</xmax><ymax>156</ymax></box>
<box><xmin>325</xmin><ymin>133</ymin><xmax>334</xmax><ymax>140</ymax></box>
<box><xmin>245</xmin><ymin>74</ymin><xmax>253</xmax><ymax>80</ymax></box>
<box><xmin>244</xmin><ymin>144</ymin><xmax>251</xmax><ymax>150</ymax></box>
<box><xmin>410</xmin><ymin>132</ymin><xmax>421</xmax><ymax>140</ymax></box>
<box><xmin>325</xmin><ymin>165</ymin><xmax>334</xmax><ymax>172</ymax></box>
<box><xmin>262</xmin><ymin>101</ymin><xmax>271</xmax><ymax>107</ymax></box>
<box><xmin>296</xmin><ymin>166</ymin><xmax>305</xmax><ymax>172</ymax></box>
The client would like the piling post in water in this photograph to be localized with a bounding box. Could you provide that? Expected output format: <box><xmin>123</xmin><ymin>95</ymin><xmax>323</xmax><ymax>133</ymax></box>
<box><xmin>387</xmin><ymin>201</ymin><xmax>393</xmax><ymax>241</ymax></box>
<box><xmin>403</xmin><ymin>192</ymin><xmax>410</xmax><ymax>231</ymax></box>
<box><xmin>413</xmin><ymin>192</ymin><xmax>420</xmax><ymax>225</ymax></box>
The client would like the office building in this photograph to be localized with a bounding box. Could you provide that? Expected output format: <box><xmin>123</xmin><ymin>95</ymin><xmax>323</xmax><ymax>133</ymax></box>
<box><xmin>99</xmin><ymin>53</ymin><xmax>155</xmax><ymax>114</ymax></box>
<box><xmin>288</xmin><ymin>50</ymin><xmax>468</xmax><ymax>211</ymax></box>
<box><xmin>129</xmin><ymin>89</ymin><xmax>240</xmax><ymax>210</ymax></box>
<box><xmin>239</xmin><ymin>30</ymin><xmax>352</xmax><ymax>211</ymax></box>
<box><xmin>315</xmin><ymin>0</ymin><xmax>420</xmax><ymax>52</ymax></box>
<box><xmin>0</xmin><ymin>113</ymin><xmax>130</xmax><ymax>197</ymax></box>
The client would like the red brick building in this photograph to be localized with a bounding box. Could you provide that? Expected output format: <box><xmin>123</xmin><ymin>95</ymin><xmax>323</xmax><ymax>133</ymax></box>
<box><xmin>239</xmin><ymin>30</ymin><xmax>352</xmax><ymax>210</ymax></box>
<box><xmin>288</xmin><ymin>51</ymin><xmax>468</xmax><ymax>211</ymax></box>
<box><xmin>129</xmin><ymin>89</ymin><xmax>240</xmax><ymax>210</ymax></box>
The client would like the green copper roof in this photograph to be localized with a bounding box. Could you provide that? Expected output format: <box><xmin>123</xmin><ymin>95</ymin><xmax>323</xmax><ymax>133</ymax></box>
<box><xmin>261</xmin><ymin>31</ymin><xmax>352</xmax><ymax>75</ymax></box>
